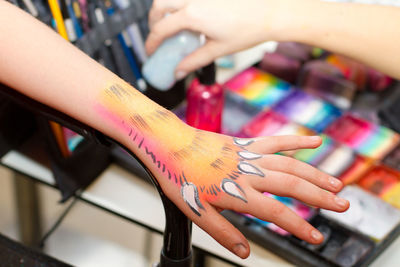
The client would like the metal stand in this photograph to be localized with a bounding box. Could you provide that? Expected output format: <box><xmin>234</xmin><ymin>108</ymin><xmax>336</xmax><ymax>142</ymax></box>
<box><xmin>13</xmin><ymin>172</ymin><xmax>42</xmax><ymax>247</ymax></box>
<box><xmin>144</xmin><ymin>169</ymin><xmax>193</xmax><ymax>267</ymax></box>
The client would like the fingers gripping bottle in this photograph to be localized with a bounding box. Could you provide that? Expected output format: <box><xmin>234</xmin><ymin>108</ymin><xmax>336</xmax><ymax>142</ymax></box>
<box><xmin>142</xmin><ymin>30</ymin><xmax>201</xmax><ymax>91</ymax></box>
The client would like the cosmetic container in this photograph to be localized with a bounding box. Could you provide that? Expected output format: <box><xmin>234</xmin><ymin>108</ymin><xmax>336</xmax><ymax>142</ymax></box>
<box><xmin>275</xmin><ymin>42</ymin><xmax>313</xmax><ymax>62</ymax></box>
<box><xmin>259</xmin><ymin>52</ymin><xmax>301</xmax><ymax>83</ymax></box>
<box><xmin>298</xmin><ymin>60</ymin><xmax>356</xmax><ymax>109</ymax></box>
<box><xmin>186</xmin><ymin>63</ymin><xmax>224</xmax><ymax>132</ymax></box>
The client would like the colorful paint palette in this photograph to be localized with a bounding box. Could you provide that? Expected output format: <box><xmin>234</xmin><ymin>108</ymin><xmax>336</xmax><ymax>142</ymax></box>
<box><xmin>321</xmin><ymin>185</ymin><xmax>400</xmax><ymax>241</ymax></box>
<box><xmin>239</xmin><ymin>109</ymin><xmax>315</xmax><ymax>138</ymax></box>
<box><xmin>317</xmin><ymin>145</ymin><xmax>357</xmax><ymax>178</ymax></box>
<box><xmin>221</xmin><ymin>92</ymin><xmax>263</xmax><ymax>136</ymax></box>
<box><xmin>357</xmin><ymin>165</ymin><xmax>400</xmax><ymax>209</ymax></box>
<box><xmin>324</xmin><ymin>113</ymin><xmax>400</xmax><ymax>159</ymax></box>
<box><xmin>383</xmin><ymin>145</ymin><xmax>400</xmax><ymax>171</ymax></box>
<box><xmin>223</xmin><ymin>67</ymin><xmax>292</xmax><ymax>108</ymax></box>
<box><xmin>272</xmin><ymin>90</ymin><xmax>342</xmax><ymax>132</ymax></box>
<box><xmin>358</xmin><ymin>165</ymin><xmax>400</xmax><ymax>197</ymax></box>
<box><xmin>326</xmin><ymin>54</ymin><xmax>368</xmax><ymax>90</ymax></box>
<box><xmin>339</xmin><ymin>155</ymin><xmax>374</xmax><ymax>185</ymax></box>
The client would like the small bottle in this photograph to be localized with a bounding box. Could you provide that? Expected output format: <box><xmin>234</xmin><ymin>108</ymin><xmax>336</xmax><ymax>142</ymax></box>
<box><xmin>186</xmin><ymin>63</ymin><xmax>224</xmax><ymax>133</ymax></box>
<box><xmin>142</xmin><ymin>30</ymin><xmax>201</xmax><ymax>91</ymax></box>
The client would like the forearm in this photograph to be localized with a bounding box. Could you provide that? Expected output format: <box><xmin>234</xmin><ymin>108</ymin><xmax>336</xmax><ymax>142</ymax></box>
<box><xmin>0</xmin><ymin>1</ymin><xmax>186</xmax><ymax>156</ymax></box>
<box><xmin>281</xmin><ymin>0</ymin><xmax>400</xmax><ymax>79</ymax></box>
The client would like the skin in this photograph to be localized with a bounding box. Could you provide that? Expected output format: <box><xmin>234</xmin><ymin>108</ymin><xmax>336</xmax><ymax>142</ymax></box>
<box><xmin>0</xmin><ymin>1</ymin><xmax>349</xmax><ymax>259</ymax></box>
<box><xmin>146</xmin><ymin>0</ymin><xmax>400</xmax><ymax>80</ymax></box>
<box><xmin>97</xmin><ymin>81</ymin><xmax>348</xmax><ymax>258</ymax></box>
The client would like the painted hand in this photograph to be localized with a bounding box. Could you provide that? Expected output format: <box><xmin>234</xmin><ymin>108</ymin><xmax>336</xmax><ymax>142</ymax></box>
<box><xmin>149</xmin><ymin>132</ymin><xmax>349</xmax><ymax>259</ymax></box>
<box><xmin>97</xmin><ymin>83</ymin><xmax>349</xmax><ymax>259</ymax></box>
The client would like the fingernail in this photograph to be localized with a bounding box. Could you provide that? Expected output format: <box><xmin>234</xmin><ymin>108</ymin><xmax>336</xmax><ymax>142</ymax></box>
<box><xmin>176</xmin><ymin>71</ymin><xmax>187</xmax><ymax>80</ymax></box>
<box><xmin>310</xmin><ymin>136</ymin><xmax>321</xmax><ymax>142</ymax></box>
<box><xmin>311</xmin><ymin>230</ymin><xmax>323</xmax><ymax>241</ymax></box>
<box><xmin>335</xmin><ymin>196</ymin><xmax>348</xmax><ymax>208</ymax></box>
<box><xmin>233</xmin><ymin>243</ymin><xmax>247</xmax><ymax>258</ymax></box>
<box><xmin>329</xmin><ymin>177</ymin><xmax>341</xmax><ymax>189</ymax></box>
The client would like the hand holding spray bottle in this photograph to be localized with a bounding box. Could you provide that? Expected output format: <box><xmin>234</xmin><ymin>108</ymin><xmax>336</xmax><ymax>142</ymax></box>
<box><xmin>142</xmin><ymin>30</ymin><xmax>201</xmax><ymax>91</ymax></box>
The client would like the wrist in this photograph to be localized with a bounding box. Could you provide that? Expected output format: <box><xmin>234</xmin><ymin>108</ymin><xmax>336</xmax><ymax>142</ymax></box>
<box><xmin>94</xmin><ymin>80</ymin><xmax>194</xmax><ymax>163</ymax></box>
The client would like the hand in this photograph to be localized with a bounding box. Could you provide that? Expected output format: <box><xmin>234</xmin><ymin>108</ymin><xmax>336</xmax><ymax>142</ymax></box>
<box><xmin>151</xmin><ymin>131</ymin><xmax>349</xmax><ymax>259</ymax></box>
<box><xmin>98</xmin><ymin>82</ymin><xmax>349</xmax><ymax>259</ymax></box>
<box><xmin>145</xmin><ymin>0</ymin><xmax>293</xmax><ymax>78</ymax></box>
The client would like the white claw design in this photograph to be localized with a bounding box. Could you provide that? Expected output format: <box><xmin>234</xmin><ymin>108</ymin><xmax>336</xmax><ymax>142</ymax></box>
<box><xmin>181</xmin><ymin>182</ymin><xmax>204</xmax><ymax>216</ymax></box>
<box><xmin>233</xmin><ymin>138</ymin><xmax>254</xmax><ymax>147</ymax></box>
<box><xmin>221</xmin><ymin>179</ymin><xmax>247</xmax><ymax>203</ymax></box>
<box><xmin>237</xmin><ymin>162</ymin><xmax>265</xmax><ymax>177</ymax></box>
<box><xmin>238</xmin><ymin>151</ymin><xmax>262</xmax><ymax>160</ymax></box>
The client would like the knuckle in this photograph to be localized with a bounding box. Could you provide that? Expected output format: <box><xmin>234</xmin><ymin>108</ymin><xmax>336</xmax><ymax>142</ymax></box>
<box><xmin>183</xmin><ymin>5</ymin><xmax>196</xmax><ymax>18</ymax></box>
<box><xmin>181</xmin><ymin>6</ymin><xmax>192</xmax><ymax>19</ymax></box>
<box><xmin>183</xmin><ymin>5</ymin><xmax>202</xmax><ymax>24</ymax></box>
<box><xmin>152</xmin><ymin>0</ymin><xmax>162</xmax><ymax>9</ymax></box>
<box><xmin>311</xmin><ymin>167</ymin><xmax>324</xmax><ymax>182</ymax></box>
<box><xmin>283</xmin><ymin>157</ymin><xmax>297</xmax><ymax>173</ymax></box>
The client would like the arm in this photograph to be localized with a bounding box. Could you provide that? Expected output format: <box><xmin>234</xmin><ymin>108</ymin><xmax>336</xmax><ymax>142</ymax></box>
<box><xmin>0</xmin><ymin>1</ymin><xmax>348</xmax><ymax>259</ymax></box>
<box><xmin>286</xmin><ymin>0</ymin><xmax>400</xmax><ymax>79</ymax></box>
<box><xmin>146</xmin><ymin>0</ymin><xmax>400</xmax><ymax>79</ymax></box>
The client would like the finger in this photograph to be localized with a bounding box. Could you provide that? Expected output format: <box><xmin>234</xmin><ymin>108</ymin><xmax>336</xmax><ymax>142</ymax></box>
<box><xmin>192</xmin><ymin>203</ymin><xmax>250</xmax><ymax>259</ymax></box>
<box><xmin>149</xmin><ymin>7</ymin><xmax>176</xmax><ymax>30</ymax></box>
<box><xmin>176</xmin><ymin>41</ymin><xmax>223</xmax><ymax>75</ymax></box>
<box><xmin>244</xmin><ymin>135</ymin><xmax>322</xmax><ymax>154</ymax></box>
<box><xmin>254</xmin><ymin>154</ymin><xmax>343</xmax><ymax>193</ymax></box>
<box><xmin>245</xmin><ymin>191</ymin><xmax>325</xmax><ymax>244</ymax></box>
<box><xmin>148</xmin><ymin>0</ymin><xmax>187</xmax><ymax>29</ymax></box>
<box><xmin>145</xmin><ymin>11</ymin><xmax>193</xmax><ymax>55</ymax></box>
<box><xmin>248</xmin><ymin>169</ymin><xmax>349</xmax><ymax>211</ymax></box>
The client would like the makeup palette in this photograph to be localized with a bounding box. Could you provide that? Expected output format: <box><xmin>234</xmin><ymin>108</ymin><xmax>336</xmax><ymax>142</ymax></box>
<box><xmin>358</xmin><ymin>165</ymin><xmax>400</xmax><ymax>196</ymax></box>
<box><xmin>383</xmin><ymin>145</ymin><xmax>400</xmax><ymax>171</ymax></box>
<box><xmin>275</xmin><ymin>42</ymin><xmax>313</xmax><ymax>62</ymax></box>
<box><xmin>221</xmin><ymin>92</ymin><xmax>263</xmax><ymax>136</ymax></box>
<box><xmin>300</xmin><ymin>215</ymin><xmax>374</xmax><ymax>267</ymax></box>
<box><xmin>357</xmin><ymin>165</ymin><xmax>400</xmax><ymax>209</ymax></box>
<box><xmin>338</xmin><ymin>155</ymin><xmax>374</xmax><ymax>185</ymax></box>
<box><xmin>174</xmin><ymin>52</ymin><xmax>400</xmax><ymax>266</ymax></box>
<box><xmin>317</xmin><ymin>144</ymin><xmax>357</xmax><ymax>178</ymax></box>
<box><xmin>223</xmin><ymin>67</ymin><xmax>292</xmax><ymax>108</ymax></box>
<box><xmin>272</xmin><ymin>90</ymin><xmax>342</xmax><ymax>132</ymax></box>
<box><xmin>326</xmin><ymin>54</ymin><xmax>368</xmax><ymax>90</ymax></box>
<box><xmin>298</xmin><ymin>60</ymin><xmax>357</xmax><ymax>109</ymax></box>
<box><xmin>324</xmin><ymin>113</ymin><xmax>400</xmax><ymax>159</ymax></box>
<box><xmin>239</xmin><ymin>109</ymin><xmax>315</xmax><ymax>138</ymax></box>
<box><xmin>367</xmin><ymin>68</ymin><xmax>394</xmax><ymax>92</ymax></box>
<box><xmin>259</xmin><ymin>52</ymin><xmax>301</xmax><ymax>84</ymax></box>
<box><xmin>321</xmin><ymin>185</ymin><xmax>400</xmax><ymax>241</ymax></box>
